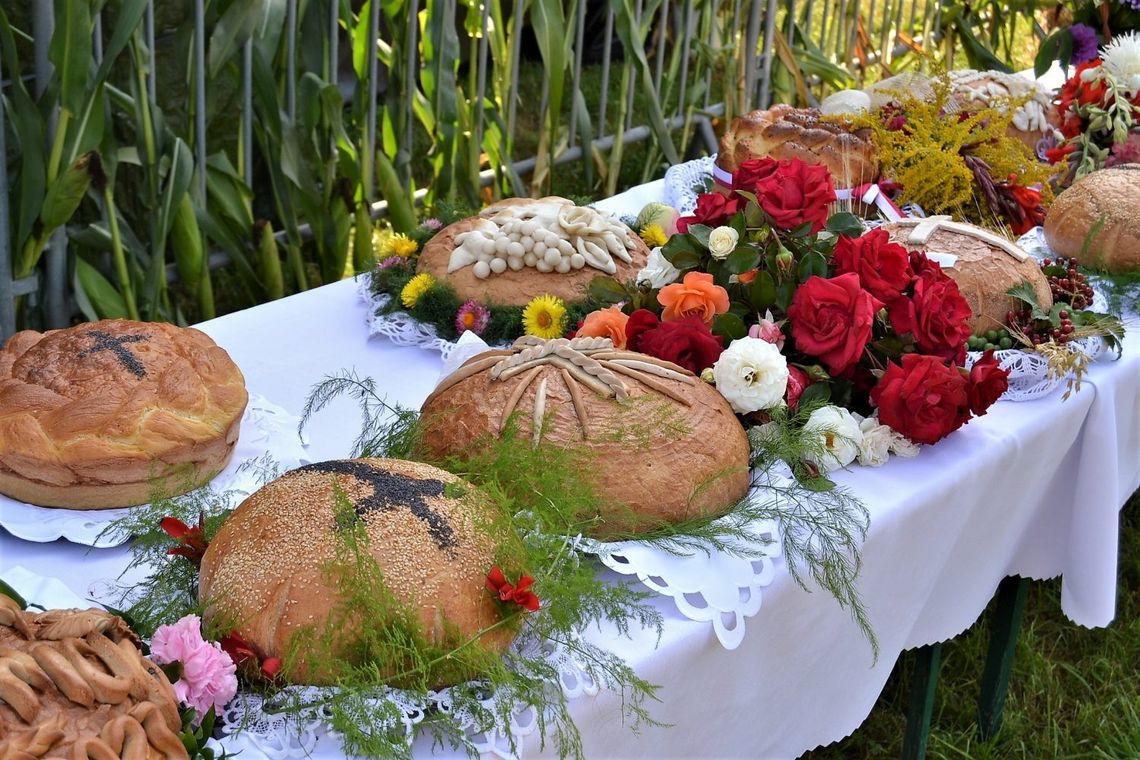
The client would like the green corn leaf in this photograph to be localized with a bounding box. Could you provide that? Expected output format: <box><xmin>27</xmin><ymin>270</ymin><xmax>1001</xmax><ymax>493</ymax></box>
<box><xmin>256</xmin><ymin>220</ymin><xmax>285</xmax><ymax>300</ymax></box>
<box><xmin>74</xmin><ymin>257</ymin><xmax>129</xmax><ymax>320</ymax></box>
<box><xmin>171</xmin><ymin>194</ymin><xmax>213</xmax><ymax>320</ymax></box>
<box><xmin>375</xmin><ymin>152</ymin><xmax>417</xmax><ymax>233</ymax></box>
<box><xmin>40</xmin><ymin>152</ymin><xmax>95</xmax><ymax>231</ymax></box>
<box><xmin>50</xmin><ymin>0</ymin><xmax>93</xmax><ymax>116</ymax></box>
<box><xmin>208</xmin><ymin>0</ymin><xmax>270</xmax><ymax>78</ymax></box>
<box><xmin>205</xmin><ymin>153</ymin><xmax>254</xmax><ymax>232</ymax></box>
<box><xmin>158</xmin><ymin>138</ymin><xmax>195</xmax><ymax>249</ymax></box>
<box><xmin>353</xmin><ymin>205</ymin><xmax>375</xmax><ymax>272</ymax></box>
<box><xmin>94</xmin><ymin>0</ymin><xmax>148</xmax><ymax>83</ymax></box>
<box><xmin>0</xmin><ymin>7</ymin><xmax>47</xmax><ymax>252</ymax></box>
<box><xmin>953</xmin><ymin>17</ymin><xmax>1014</xmax><ymax>74</ymax></box>
<box><xmin>610</xmin><ymin>0</ymin><xmax>679</xmax><ymax>164</ymax></box>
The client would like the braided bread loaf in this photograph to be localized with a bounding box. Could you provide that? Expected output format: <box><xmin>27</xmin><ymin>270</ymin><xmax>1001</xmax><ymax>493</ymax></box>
<box><xmin>717</xmin><ymin>104</ymin><xmax>879</xmax><ymax>187</ymax></box>
<box><xmin>0</xmin><ymin>320</ymin><xmax>248</xmax><ymax>509</ymax></box>
<box><xmin>0</xmin><ymin>593</ymin><xmax>187</xmax><ymax>759</ymax></box>
<box><xmin>419</xmin><ymin>338</ymin><xmax>751</xmax><ymax>536</ymax></box>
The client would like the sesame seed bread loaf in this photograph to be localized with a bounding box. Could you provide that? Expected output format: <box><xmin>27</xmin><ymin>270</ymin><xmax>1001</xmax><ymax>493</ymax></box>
<box><xmin>0</xmin><ymin>320</ymin><xmax>248</xmax><ymax>509</ymax></box>
<box><xmin>1044</xmin><ymin>165</ymin><xmax>1140</xmax><ymax>273</ymax></box>
<box><xmin>416</xmin><ymin>197</ymin><xmax>649</xmax><ymax>306</ymax></box>
<box><xmin>882</xmin><ymin>218</ymin><xmax>1053</xmax><ymax>334</ymax></box>
<box><xmin>0</xmin><ymin>593</ymin><xmax>187</xmax><ymax>759</ymax></box>
<box><xmin>418</xmin><ymin>337</ymin><xmax>751</xmax><ymax>536</ymax></box>
<box><xmin>198</xmin><ymin>459</ymin><xmax>515</xmax><ymax>687</ymax></box>
<box><xmin>716</xmin><ymin>104</ymin><xmax>879</xmax><ymax>187</ymax></box>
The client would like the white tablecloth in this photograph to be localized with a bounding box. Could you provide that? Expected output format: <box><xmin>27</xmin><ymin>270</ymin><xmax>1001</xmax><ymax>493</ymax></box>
<box><xmin>2</xmin><ymin>183</ymin><xmax>1138</xmax><ymax>758</ymax></box>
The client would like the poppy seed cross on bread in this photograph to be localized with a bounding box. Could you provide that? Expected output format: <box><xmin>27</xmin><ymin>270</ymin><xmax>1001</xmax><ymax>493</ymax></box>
<box><xmin>294</xmin><ymin>461</ymin><xmax>458</xmax><ymax>552</ymax></box>
<box><xmin>76</xmin><ymin>329</ymin><xmax>150</xmax><ymax>378</ymax></box>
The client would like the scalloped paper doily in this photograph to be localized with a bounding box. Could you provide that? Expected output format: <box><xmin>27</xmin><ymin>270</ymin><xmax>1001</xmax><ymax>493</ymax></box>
<box><xmin>0</xmin><ymin>394</ymin><xmax>311</xmax><ymax>547</ymax></box>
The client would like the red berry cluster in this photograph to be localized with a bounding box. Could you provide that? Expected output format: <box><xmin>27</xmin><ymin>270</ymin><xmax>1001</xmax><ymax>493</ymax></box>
<box><xmin>1042</xmin><ymin>257</ymin><xmax>1095</xmax><ymax>311</ymax></box>
<box><xmin>1006</xmin><ymin>306</ymin><xmax>1077</xmax><ymax>346</ymax></box>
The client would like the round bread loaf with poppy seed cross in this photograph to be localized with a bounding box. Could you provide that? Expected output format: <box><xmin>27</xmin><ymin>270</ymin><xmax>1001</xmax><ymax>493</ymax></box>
<box><xmin>198</xmin><ymin>458</ymin><xmax>518</xmax><ymax>687</ymax></box>
<box><xmin>0</xmin><ymin>319</ymin><xmax>247</xmax><ymax>509</ymax></box>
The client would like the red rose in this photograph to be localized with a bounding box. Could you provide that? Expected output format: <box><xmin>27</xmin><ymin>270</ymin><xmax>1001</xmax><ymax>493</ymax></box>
<box><xmin>785</xmin><ymin>365</ymin><xmax>811</xmax><ymax>410</ymax></box>
<box><xmin>754</xmin><ymin>158</ymin><xmax>836</xmax><ymax>232</ymax></box>
<box><xmin>891</xmin><ymin>268</ymin><xmax>972</xmax><ymax>363</ymax></box>
<box><xmin>831</xmin><ymin>229</ymin><xmax>915</xmax><ymax>303</ymax></box>
<box><xmin>677</xmin><ymin>192</ymin><xmax>741</xmax><ymax>233</ymax></box>
<box><xmin>966</xmin><ymin>349</ymin><xmax>1010</xmax><ymax>416</ymax></box>
<box><xmin>636</xmin><ymin>315</ymin><xmax>725</xmax><ymax>374</ymax></box>
<box><xmin>787</xmin><ymin>273</ymin><xmax>882</xmax><ymax>375</ymax></box>
<box><xmin>908</xmin><ymin>250</ymin><xmax>941</xmax><ymax>279</ymax></box>
<box><xmin>625</xmin><ymin>309</ymin><xmax>661</xmax><ymax>352</ymax></box>
<box><xmin>732</xmin><ymin>157</ymin><xmax>782</xmax><ymax>193</ymax></box>
<box><xmin>871</xmin><ymin>354</ymin><xmax>972</xmax><ymax>445</ymax></box>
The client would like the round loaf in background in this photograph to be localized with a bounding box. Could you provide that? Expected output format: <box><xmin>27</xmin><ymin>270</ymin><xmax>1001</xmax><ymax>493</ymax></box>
<box><xmin>1044</xmin><ymin>164</ymin><xmax>1140</xmax><ymax>273</ymax></box>
<box><xmin>882</xmin><ymin>218</ymin><xmax>1053</xmax><ymax>334</ymax></box>
<box><xmin>716</xmin><ymin>104</ymin><xmax>879</xmax><ymax>188</ymax></box>
<box><xmin>0</xmin><ymin>593</ymin><xmax>187</xmax><ymax>759</ymax></box>
<box><xmin>199</xmin><ymin>458</ymin><xmax>515</xmax><ymax>687</ymax></box>
<box><xmin>417</xmin><ymin>197</ymin><xmax>649</xmax><ymax>306</ymax></box>
<box><xmin>0</xmin><ymin>320</ymin><xmax>248</xmax><ymax>509</ymax></box>
<box><xmin>418</xmin><ymin>337</ymin><xmax>751</xmax><ymax>536</ymax></box>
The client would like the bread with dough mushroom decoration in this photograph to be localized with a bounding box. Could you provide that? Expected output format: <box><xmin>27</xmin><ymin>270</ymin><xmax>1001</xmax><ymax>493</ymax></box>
<box><xmin>0</xmin><ymin>319</ymin><xmax>248</xmax><ymax>509</ymax></box>
<box><xmin>418</xmin><ymin>336</ymin><xmax>751</xmax><ymax>536</ymax></box>
<box><xmin>416</xmin><ymin>197</ymin><xmax>649</xmax><ymax>306</ymax></box>
<box><xmin>881</xmin><ymin>217</ymin><xmax>1053</xmax><ymax>334</ymax></box>
<box><xmin>0</xmin><ymin>592</ymin><xmax>187</xmax><ymax>759</ymax></box>
<box><xmin>198</xmin><ymin>458</ymin><xmax>518</xmax><ymax>687</ymax></box>
<box><xmin>1044</xmin><ymin>164</ymin><xmax>1140</xmax><ymax>274</ymax></box>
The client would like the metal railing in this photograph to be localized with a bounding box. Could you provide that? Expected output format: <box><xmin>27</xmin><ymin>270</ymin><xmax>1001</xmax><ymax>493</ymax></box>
<box><xmin>1</xmin><ymin>0</ymin><xmax>957</xmax><ymax>338</ymax></box>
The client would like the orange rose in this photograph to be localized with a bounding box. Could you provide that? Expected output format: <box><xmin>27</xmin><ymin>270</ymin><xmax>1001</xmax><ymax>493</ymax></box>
<box><xmin>576</xmin><ymin>306</ymin><xmax>630</xmax><ymax>348</ymax></box>
<box><xmin>657</xmin><ymin>272</ymin><xmax>730</xmax><ymax>326</ymax></box>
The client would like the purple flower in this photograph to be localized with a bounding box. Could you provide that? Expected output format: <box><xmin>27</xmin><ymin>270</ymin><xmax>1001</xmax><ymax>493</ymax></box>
<box><xmin>455</xmin><ymin>300</ymin><xmax>491</xmax><ymax>335</ymax></box>
<box><xmin>1125</xmin><ymin>0</ymin><xmax>1140</xmax><ymax>12</ymax></box>
<box><xmin>422</xmin><ymin>218</ymin><xmax>444</xmax><ymax>231</ymax></box>
<box><xmin>1070</xmin><ymin>24</ymin><xmax>1099</xmax><ymax>65</ymax></box>
<box><xmin>376</xmin><ymin>256</ymin><xmax>404</xmax><ymax>270</ymax></box>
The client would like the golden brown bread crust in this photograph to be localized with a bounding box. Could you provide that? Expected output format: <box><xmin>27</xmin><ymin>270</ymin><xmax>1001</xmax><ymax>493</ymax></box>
<box><xmin>0</xmin><ymin>594</ymin><xmax>187</xmax><ymax>759</ymax></box>
<box><xmin>198</xmin><ymin>458</ymin><xmax>512</xmax><ymax>687</ymax></box>
<box><xmin>1044</xmin><ymin>165</ymin><xmax>1140</xmax><ymax>273</ymax></box>
<box><xmin>0</xmin><ymin>320</ymin><xmax>248</xmax><ymax>509</ymax></box>
<box><xmin>717</xmin><ymin>105</ymin><xmax>879</xmax><ymax>187</ymax></box>
<box><xmin>416</xmin><ymin>198</ymin><xmax>649</xmax><ymax>306</ymax></box>
<box><xmin>882</xmin><ymin>220</ymin><xmax>1053</xmax><ymax>334</ymax></box>
<box><xmin>418</xmin><ymin>338</ymin><xmax>751</xmax><ymax>536</ymax></box>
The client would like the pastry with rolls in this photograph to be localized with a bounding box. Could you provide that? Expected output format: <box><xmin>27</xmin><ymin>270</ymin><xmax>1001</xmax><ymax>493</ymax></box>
<box><xmin>0</xmin><ymin>592</ymin><xmax>187</xmax><ymax>759</ymax></box>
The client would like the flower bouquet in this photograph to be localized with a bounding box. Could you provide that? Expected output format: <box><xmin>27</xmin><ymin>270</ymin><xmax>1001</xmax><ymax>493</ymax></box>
<box><xmin>582</xmin><ymin>157</ymin><xmax>1013</xmax><ymax>472</ymax></box>
<box><xmin>1045</xmin><ymin>32</ymin><xmax>1140</xmax><ymax>183</ymax></box>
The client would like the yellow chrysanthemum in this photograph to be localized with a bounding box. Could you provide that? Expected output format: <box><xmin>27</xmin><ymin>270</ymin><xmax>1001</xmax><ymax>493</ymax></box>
<box><xmin>640</xmin><ymin>223</ymin><xmax>667</xmax><ymax>248</ymax></box>
<box><xmin>521</xmin><ymin>294</ymin><xmax>567</xmax><ymax>340</ymax></box>
<box><xmin>386</xmin><ymin>232</ymin><xmax>418</xmax><ymax>258</ymax></box>
<box><xmin>400</xmin><ymin>273</ymin><xmax>436</xmax><ymax>308</ymax></box>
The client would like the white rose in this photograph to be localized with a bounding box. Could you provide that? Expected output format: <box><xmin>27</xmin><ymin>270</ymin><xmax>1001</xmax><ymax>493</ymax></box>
<box><xmin>856</xmin><ymin>416</ymin><xmax>893</xmax><ymax>467</ymax></box>
<box><xmin>636</xmin><ymin>246</ymin><xmax>681</xmax><ymax>289</ymax></box>
<box><xmin>888</xmin><ymin>430</ymin><xmax>921</xmax><ymax>458</ymax></box>
<box><xmin>802</xmin><ymin>405</ymin><xmax>862</xmax><ymax>472</ymax></box>
<box><xmin>707</xmin><ymin>226</ymin><xmax>739</xmax><ymax>260</ymax></box>
<box><xmin>712</xmin><ymin>337</ymin><xmax>789</xmax><ymax>414</ymax></box>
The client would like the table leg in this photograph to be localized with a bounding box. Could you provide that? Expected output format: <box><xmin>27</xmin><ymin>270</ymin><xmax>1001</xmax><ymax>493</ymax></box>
<box><xmin>901</xmin><ymin>642</ymin><xmax>942</xmax><ymax>760</ymax></box>
<box><xmin>977</xmin><ymin>575</ymin><xmax>1030</xmax><ymax>741</ymax></box>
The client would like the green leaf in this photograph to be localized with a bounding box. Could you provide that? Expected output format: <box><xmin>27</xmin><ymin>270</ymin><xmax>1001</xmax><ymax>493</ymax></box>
<box><xmin>375</xmin><ymin>151</ymin><xmax>417</xmax><ymax>233</ymax></box>
<box><xmin>588</xmin><ymin>275</ymin><xmax>631</xmax><ymax>304</ymax></box>
<box><xmin>74</xmin><ymin>257</ymin><xmax>129</xmax><ymax>320</ymax></box>
<box><xmin>713</xmin><ymin>312</ymin><xmax>748</xmax><ymax>341</ymax></box>
<box><xmin>953</xmin><ymin>17</ymin><xmax>1014</xmax><ymax>74</ymax></box>
<box><xmin>40</xmin><ymin>152</ymin><xmax>95</xmax><ymax>231</ymax></box>
<box><xmin>1006</xmin><ymin>280</ymin><xmax>1048</xmax><ymax>318</ymax></box>
<box><xmin>208</xmin><ymin>0</ymin><xmax>271</xmax><ymax>78</ymax></box>
<box><xmin>687</xmin><ymin>224</ymin><xmax>713</xmax><ymax>248</ymax></box>
<box><xmin>797</xmin><ymin>382</ymin><xmax>831</xmax><ymax>408</ymax></box>
<box><xmin>724</xmin><ymin>247</ymin><xmax>760</xmax><ymax>275</ymax></box>
<box><xmin>748</xmin><ymin>270</ymin><xmax>777</xmax><ymax>312</ymax></box>
<box><xmin>826</xmin><ymin>212</ymin><xmax>865</xmax><ymax>237</ymax></box>
<box><xmin>94</xmin><ymin>0</ymin><xmax>148</xmax><ymax>83</ymax></box>
<box><xmin>157</xmin><ymin>139</ymin><xmax>195</xmax><ymax>249</ymax></box>
<box><xmin>1058</xmin><ymin>27</ymin><xmax>1074</xmax><ymax>70</ymax></box>
<box><xmin>50</xmin><ymin>0</ymin><xmax>92</xmax><ymax>115</ymax></box>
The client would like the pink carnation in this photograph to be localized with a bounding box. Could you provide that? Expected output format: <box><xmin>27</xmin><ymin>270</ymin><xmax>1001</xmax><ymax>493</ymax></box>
<box><xmin>151</xmin><ymin>614</ymin><xmax>238</xmax><ymax>721</ymax></box>
<box><xmin>747</xmin><ymin>310</ymin><xmax>785</xmax><ymax>350</ymax></box>
<box><xmin>422</xmin><ymin>217</ymin><xmax>444</xmax><ymax>230</ymax></box>
<box><xmin>1106</xmin><ymin>132</ymin><xmax>1140</xmax><ymax>167</ymax></box>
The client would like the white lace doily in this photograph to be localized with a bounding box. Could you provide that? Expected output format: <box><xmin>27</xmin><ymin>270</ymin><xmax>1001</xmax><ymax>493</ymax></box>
<box><xmin>216</xmin><ymin>632</ymin><xmax>600</xmax><ymax>759</ymax></box>
<box><xmin>0</xmin><ymin>394</ymin><xmax>311</xmax><ymax>547</ymax></box>
<box><xmin>959</xmin><ymin>229</ymin><xmax>1116</xmax><ymax>402</ymax></box>
<box><xmin>361</xmin><ymin>277</ymin><xmax>482</xmax><ymax>362</ymax></box>
<box><xmin>664</xmin><ymin>155</ymin><xmax>718</xmax><ymax>214</ymax></box>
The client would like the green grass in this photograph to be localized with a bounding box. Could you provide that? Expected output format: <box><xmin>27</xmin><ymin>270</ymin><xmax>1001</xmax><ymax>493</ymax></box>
<box><xmin>803</xmin><ymin>492</ymin><xmax>1140</xmax><ymax>760</ymax></box>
